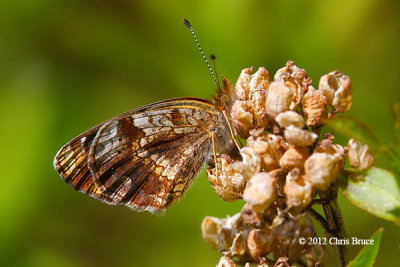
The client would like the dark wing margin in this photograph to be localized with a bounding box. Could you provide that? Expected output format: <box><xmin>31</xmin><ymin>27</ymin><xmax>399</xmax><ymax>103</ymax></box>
<box><xmin>53</xmin><ymin>127</ymin><xmax>117</xmax><ymax>204</ymax></box>
<box><xmin>53</xmin><ymin>97</ymin><xmax>218</xmax><ymax>213</ymax></box>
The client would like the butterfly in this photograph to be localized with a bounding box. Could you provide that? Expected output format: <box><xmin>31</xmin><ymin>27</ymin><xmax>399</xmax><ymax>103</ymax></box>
<box><xmin>54</xmin><ymin>94</ymin><xmax>240</xmax><ymax>213</ymax></box>
<box><xmin>53</xmin><ymin>19</ymin><xmax>241</xmax><ymax>214</ymax></box>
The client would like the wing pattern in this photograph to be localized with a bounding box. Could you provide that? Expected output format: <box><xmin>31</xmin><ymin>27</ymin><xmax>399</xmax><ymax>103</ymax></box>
<box><xmin>54</xmin><ymin>97</ymin><xmax>222</xmax><ymax>212</ymax></box>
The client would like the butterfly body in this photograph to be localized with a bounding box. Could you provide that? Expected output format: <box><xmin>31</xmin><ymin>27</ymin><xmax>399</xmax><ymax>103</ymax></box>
<box><xmin>54</xmin><ymin>96</ymin><xmax>238</xmax><ymax>213</ymax></box>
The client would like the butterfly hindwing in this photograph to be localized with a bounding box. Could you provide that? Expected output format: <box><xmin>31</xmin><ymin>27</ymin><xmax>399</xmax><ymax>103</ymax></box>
<box><xmin>53</xmin><ymin>126</ymin><xmax>117</xmax><ymax>204</ymax></box>
<box><xmin>54</xmin><ymin>97</ymin><xmax>221</xmax><ymax>212</ymax></box>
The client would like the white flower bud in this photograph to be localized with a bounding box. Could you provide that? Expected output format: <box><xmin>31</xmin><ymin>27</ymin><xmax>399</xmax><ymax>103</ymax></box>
<box><xmin>319</xmin><ymin>71</ymin><xmax>352</xmax><ymax>113</ymax></box>
<box><xmin>348</xmin><ymin>138</ymin><xmax>376</xmax><ymax>170</ymax></box>
<box><xmin>235</xmin><ymin>67</ymin><xmax>253</xmax><ymax>100</ymax></box>
<box><xmin>232</xmin><ymin>67</ymin><xmax>270</xmax><ymax>136</ymax></box>
<box><xmin>243</xmin><ymin>172</ymin><xmax>277</xmax><ymax>211</ymax></box>
<box><xmin>249</xmin><ymin>67</ymin><xmax>269</xmax><ymax>92</ymax></box>
<box><xmin>249</xmin><ymin>68</ymin><xmax>269</xmax><ymax>128</ymax></box>
<box><xmin>275</xmin><ymin>111</ymin><xmax>305</xmax><ymax>129</ymax></box>
<box><xmin>201</xmin><ymin>216</ymin><xmax>221</xmax><ymax>249</ymax></box>
<box><xmin>304</xmin><ymin>152</ymin><xmax>341</xmax><ymax>190</ymax></box>
<box><xmin>230</xmin><ymin>100</ymin><xmax>253</xmax><ymax>138</ymax></box>
<box><xmin>232</xmin><ymin>147</ymin><xmax>262</xmax><ymax>180</ymax></box>
<box><xmin>202</xmin><ymin>214</ymin><xmax>242</xmax><ymax>251</ymax></box>
<box><xmin>284</xmin><ymin>169</ymin><xmax>313</xmax><ymax>210</ymax></box>
<box><xmin>247</xmin><ymin>134</ymin><xmax>285</xmax><ymax>171</ymax></box>
<box><xmin>265</xmin><ymin>81</ymin><xmax>294</xmax><ymax>118</ymax></box>
<box><xmin>284</xmin><ymin>125</ymin><xmax>318</xmax><ymax>147</ymax></box>
<box><xmin>315</xmin><ymin>139</ymin><xmax>346</xmax><ymax>169</ymax></box>
<box><xmin>274</xmin><ymin>61</ymin><xmax>311</xmax><ymax>111</ymax></box>
<box><xmin>216</xmin><ymin>256</ymin><xmax>237</xmax><ymax>267</ymax></box>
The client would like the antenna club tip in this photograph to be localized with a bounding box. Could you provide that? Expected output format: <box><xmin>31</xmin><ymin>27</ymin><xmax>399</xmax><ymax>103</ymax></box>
<box><xmin>210</xmin><ymin>54</ymin><xmax>216</xmax><ymax>60</ymax></box>
<box><xmin>182</xmin><ymin>18</ymin><xmax>192</xmax><ymax>28</ymax></box>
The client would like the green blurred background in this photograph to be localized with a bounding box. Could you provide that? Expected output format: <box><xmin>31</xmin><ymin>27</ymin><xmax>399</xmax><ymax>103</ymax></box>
<box><xmin>1</xmin><ymin>0</ymin><xmax>399</xmax><ymax>266</ymax></box>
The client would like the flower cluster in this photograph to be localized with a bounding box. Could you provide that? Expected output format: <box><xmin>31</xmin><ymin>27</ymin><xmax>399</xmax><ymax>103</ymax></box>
<box><xmin>203</xmin><ymin>61</ymin><xmax>375</xmax><ymax>266</ymax></box>
<box><xmin>203</xmin><ymin>211</ymin><xmax>327</xmax><ymax>266</ymax></box>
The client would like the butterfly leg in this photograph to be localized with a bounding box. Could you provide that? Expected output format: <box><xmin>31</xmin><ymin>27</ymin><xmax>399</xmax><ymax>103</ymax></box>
<box><xmin>211</xmin><ymin>131</ymin><xmax>219</xmax><ymax>178</ymax></box>
<box><xmin>222</xmin><ymin>109</ymin><xmax>242</xmax><ymax>150</ymax></box>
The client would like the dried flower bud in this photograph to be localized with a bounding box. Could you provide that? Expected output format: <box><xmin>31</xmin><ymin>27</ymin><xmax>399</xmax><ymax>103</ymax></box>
<box><xmin>243</xmin><ymin>172</ymin><xmax>277</xmax><ymax>212</ymax></box>
<box><xmin>297</xmin><ymin>217</ymin><xmax>327</xmax><ymax>264</ymax></box>
<box><xmin>232</xmin><ymin>67</ymin><xmax>270</xmax><ymax>136</ymax></box>
<box><xmin>241</xmin><ymin>203</ymin><xmax>264</xmax><ymax>227</ymax></box>
<box><xmin>231</xmin><ymin>100</ymin><xmax>253</xmax><ymax>138</ymax></box>
<box><xmin>207</xmin><ymin>157</ymin><xmax>245</xmax><ymax>202</ymax></box>
<box><xmin>221</xmin><ymin>213</ymin><xmax>241</xmax><ymax>230</ymax></box>
<box><xmin>315</xmin><ymin>138</ymin><xmax>346</xmax><ymax>168</ymax></box>
<box><xmin>249</xmin><ymin>68</ymin><xmax>269</xmax><ymax>129</ymax></box>
<box><xmin>265</xmin><ymin>81</ymin><xmax>294</xmax><ymax>118</ymax></box>
<box><xmin>204</xmin><ymin>63</ymin><xmax>357</xmax><ymax>266</ymax></box>
<box><xmin>272</xmin><ymin>213</ymin><xmax>305</xmax><ymax>261</ymax></box>
<box><xmin>274</xmin><ymin>257</ymin><xmax>290</xmax><ymax>267</ymax></box>
<box><xmin>304</xmin><ymin>152</ymin><xmax>340</xmax><ymax>190</ymax></box>
<box><xmin>279</xmin><ymin>146</ymin><xmax>309</xmax><ymax>170</ymax></box>
<box><xmin>232</xmin><ymin>147</ymin><xmax>262</xmax><ymax>180</ymax></box>
<box><xmin>235</xmin><ymin>67</ymin><xmax>253</xmax><ymax>100</ymax></box>
<box><xmin>231</xmin><ymin>233</ymin><xmax>247</xmax><ymax>256</ymax></box>
<box><xmin>247</xmin><ymin>228</ymin><xmax>273</xmax><ymax>261</ymax></box>
<box><xmin>284</xmin><ymin>169</ymin><xmax>313</xmax><ymax>212</ymax></box>
<box><xmin>201</xmin><ymin>216</ymin><xmax>221</xmax><ymax>249</ymax></box>
<box><xmin>217</xmin><ymin>255</ymin><xmax>237</xmax><ymax>267</ymax></box>
<box><xmin>319</xmin><ymin>71</ymin><xmax>352</xmax><ymax>113</ymax></box>
<box><xmin>315</xmin><ymin>138</ymin><xmax>344</xmax><ymax>155</ymax></box>
<box><xmin>274</xmin><ymin>61</ymin><xmax>311</xmax><ymax>110</ymax></box>
<box><xmin>249</xmin><ymin>127</ymin><xmax>265</xmax><ymax>138</ymax></box>
<box><xmin>306</xmin><ymin>244</ymin><xmax>328</xmax><ymax>267</ymax></box>
<box><xmin>275</xmin><ymin>61</ymin><xmax>310</xmax><ymax>85</ymax></box>
<box><xmin>301</xmin><ymin>86</ymin><xmax>327</xmax><ymax>126</ymax></box>
<box><xmin>251</xmin><ymin>92</ymin><xmax>269</xmax><ymax>130</ymax></box>
<box><xmin>241</xmin><ymin>202</ymin><xmax>277</xmax><ymax>227</ymax></box>
<box><xmin>275</xmin><ymin>111</ymin><xmax>305</xmax><ymax>129</ymax></box>
<box><xmin>202</xmin><ymin>214</ymin><xmax>242</xmax><ymax>251</ymax></box>
<box><xmin>284</xmin><ymin>125</ymin><xmax>318</xmax><ymax>147</ymax></box>
<box><xmin>246</xmin><ymin>134</ymin><xmax>285</xmax><ymax>171</ymax></box>
<box><xmin>347</xmin><ymin>138</ymin><xmax>376</xmax><ymax>170</ymax></box>
<box><xmin>250</xmin><ymin>67</ymin><xmax>270</xmax><ymax>92</ymax></box>
<box><xmin>219</xmin><ymin>228</ymin><xmax>233</xmax><ymax>251</ymax></box>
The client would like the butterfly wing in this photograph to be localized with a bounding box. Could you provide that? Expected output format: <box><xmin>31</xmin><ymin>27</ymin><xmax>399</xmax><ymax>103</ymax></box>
<box><xmin>54</xmin><ymin>97</ymin><xmax>221</xmax><ymax>213</ymax></box>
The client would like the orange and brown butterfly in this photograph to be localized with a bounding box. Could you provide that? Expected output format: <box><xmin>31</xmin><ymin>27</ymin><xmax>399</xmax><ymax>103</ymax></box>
<box><xmin>53</xmin><ymin>19</ymin><xmax>241</xmax><ymax>214</ymax></box>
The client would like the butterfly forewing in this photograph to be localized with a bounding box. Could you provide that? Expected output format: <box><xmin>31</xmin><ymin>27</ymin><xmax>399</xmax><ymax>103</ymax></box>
<box><xmin>54</xmin><ymin>97</ymin><xmax>224</xmax><ymax>213</ymax></box>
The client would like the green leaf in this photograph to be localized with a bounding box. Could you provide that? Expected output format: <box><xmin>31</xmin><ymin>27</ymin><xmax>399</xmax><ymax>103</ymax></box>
<box><xmin>378</xmin><ymin>144</ymin><xmax>400</xmax><ymax>177</ymax></box>
<box><xmin>346</xmin><ymin>228</ymin><xmax>383</xmax><ymax>267</ymax></box>
<box><xmin>326</xmin><ymin>115</ymin><xmax>380</xmax><ymax>147</ymax></box>
<box><xmin>393</xmin><ymin>102</ymin><xmax>400</xmax><ymax>144</ymax></box>
<box><xmin>343</xmin><ymin>167</ymin><xmax>400</xmax><ymax>225</ymax></box>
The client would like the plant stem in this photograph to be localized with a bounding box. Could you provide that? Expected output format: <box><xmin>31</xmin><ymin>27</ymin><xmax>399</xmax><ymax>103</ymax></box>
<box><xmin>319</xmin><ymin>186</ymin><xmax>348</xmax><ymax>267</ymax></box>
<box><xmin>306</xmin><ymin>208</ymin><xmax>329</xmax><ymax>233</ymax></box>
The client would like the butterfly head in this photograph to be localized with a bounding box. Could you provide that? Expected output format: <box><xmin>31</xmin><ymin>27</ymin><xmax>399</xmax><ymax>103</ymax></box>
<box><xmin>212</xmin><ymin>77</ymin><xmax>234</xmax><ymax>111</ymax></box>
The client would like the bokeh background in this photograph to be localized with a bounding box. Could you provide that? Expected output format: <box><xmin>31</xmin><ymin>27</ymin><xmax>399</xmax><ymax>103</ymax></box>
<box><xmin>1</xmin><ymin>0</ymin><xmax>399</xmax><ymax>266</ymax></box>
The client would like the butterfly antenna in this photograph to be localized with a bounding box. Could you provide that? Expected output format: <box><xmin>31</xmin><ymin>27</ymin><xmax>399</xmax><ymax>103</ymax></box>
<box><xmin>183</xmin><ymin>18</ymin><xmax>220</xmax><ymax>89</ymax></box>
<box><xmin>210</xmin><ymin>54</ymin><xmax>220</xmax><ymax>87</ymax></box>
